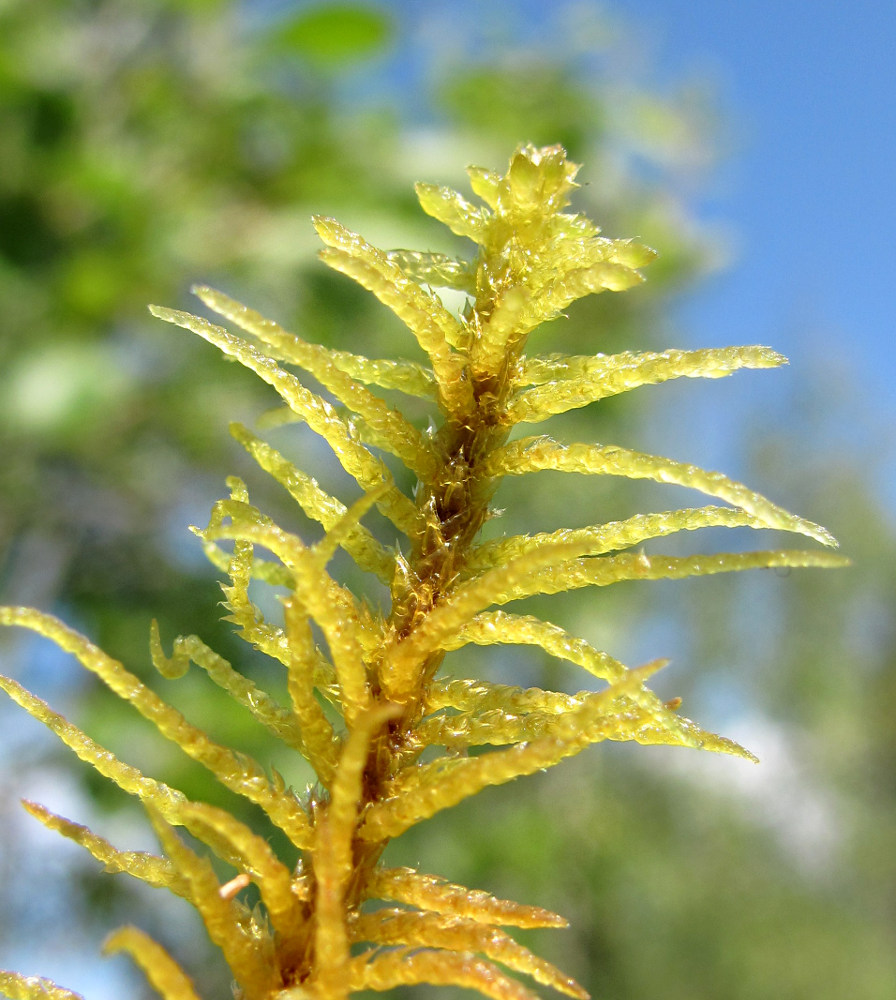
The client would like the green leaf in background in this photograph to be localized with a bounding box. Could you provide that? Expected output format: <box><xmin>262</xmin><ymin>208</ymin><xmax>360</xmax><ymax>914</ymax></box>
<box><xmin>270</xmin><ymin>3</ymin><xmax>392</xmax><ymax>65</ymax></box>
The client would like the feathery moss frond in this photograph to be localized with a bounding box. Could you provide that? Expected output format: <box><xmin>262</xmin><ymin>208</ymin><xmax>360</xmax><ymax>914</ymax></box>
<box><xmin>486</xmin><ymin>436</ymin><xmax>838</xmax><ymax>547</ymax></box>
<box><xmin>415</xmin><ymin>182</ymin><xmax>486</xmax><ymax>241</ymax></box>
<box><xmin>350</xmin><ymin>947</ymin><xmax>543</xmax><ymax>1000</ymax></box>
<box><xmin>426</xmin><ymin>672</ymin><xmax>602</xmax><ymax>715</ymax></box>
<box><xmin>149</xmin><ymin>811</ymin><xmax>280</xmax><ymax>1000</ymax></box>
<box><xmin>442</xmin><ymin>613</ymin><xmax>627</xmax><ymax>682</ymax></box>
<box><xmin>511</xmin><ymin>345</ymin><xmax>786</xmax><ymax>421</ymax></box>
<box><xmin>310</xmin><ymin>705</ymin><xmax>399</xmax><ymax>1000</ymax></box>
<box><xmin>385</xmin><ymin>249</ymin><xmax>476</xmax><ymax>296</ymax></box>
<box><xmin>464</xmin><ymin>505</ymin><xmax>772</xmax><ymax>575</ymax></box>
<box><xmin>350</xmin><ymin>909</ymin><xmax>588</xmax><ymax>999</ymax></box>
<box><xmin>190</xmin><ymin>285</ymin><xmax>439</xmax><ymax>481</ymax></box>
<box><xmin>103</xmin><ymin>926</ymin><xmax>202</xmax><ymax>1000</ymax></box>
<box><xmin>313</xmin><ymin>217</ymin><xmax>474</xmax><ymax>412</ymax></box>
<box><xmin>367</xmin><ymin>867</ymin><xmax>568</xmax><ymax>929</ymax></box>
<box><xmin>501</xmin><ymin>547</ymin><xmax>847</xmax><ymax>601</ymax></box>
<box><xmin>175</xmin><ymin>800</ymin><xmax>304</xmax><ymax>937</ymax></box>
<box><xmin>362</xmin><ymin>662</ymin><xmax>753</xmax><ymax>842</ymax></box>
<box><xmin>1</xmin><ymin>607</ymin><xmax>313</xmax><ymax>850</ymax></box>
<box><xmin>2</xmin><ymin>144</ymin><xmax>842</xmax><ymax>1000</ymax></box>
<box><xmin>230</xmin><ymin>422</ymin><xmax>394</xmax><ymax>582</ymax></box>
<box><xmin>0</xmin><ymin>973</ymin><xmax>85</xmax><ymax>1000</ymax></box>
<box><xmin>0</xmin><ymin>669</ymin><xmax>188</xmax><ymax>826</ymax></box>
<box><xmin>21</xmin><ymin>800</ymin><xmax>189</xmax><ymax>896</ymax></box>
<box><xmin>149</xmin><ymin>303</ymin><xmax>420</xmax><ymax>536</ymax></box>
<box><xmin>149</xmin><ymin>622</ymin><xmax>308</xmax><ymax>752</ymax></box>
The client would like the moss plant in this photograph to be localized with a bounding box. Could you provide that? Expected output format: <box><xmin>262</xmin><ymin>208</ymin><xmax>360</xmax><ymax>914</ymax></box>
<box><xmin>0</xmin><ymin>144</ymin><xmax>846</xmax><ymax>1000</ymax></box>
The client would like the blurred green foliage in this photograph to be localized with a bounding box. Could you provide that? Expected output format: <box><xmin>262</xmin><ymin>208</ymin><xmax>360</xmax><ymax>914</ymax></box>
<box><xmin>1</xmin><ymin>1</ymin><xmax>892</xmax><ymax>999</ymax></box>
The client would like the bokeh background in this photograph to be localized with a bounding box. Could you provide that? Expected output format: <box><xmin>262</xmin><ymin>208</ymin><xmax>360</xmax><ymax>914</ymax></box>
<box><xmin>1</xmin><ymin>2</ymin><xmax>894</xmax><ymax>999</ymax></box>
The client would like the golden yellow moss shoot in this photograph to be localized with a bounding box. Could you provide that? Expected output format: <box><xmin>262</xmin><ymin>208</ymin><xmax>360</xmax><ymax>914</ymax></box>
<box><xmin>1</xmin><ymin>144</ymin><xmax>846</xmax><ymax>1000</ymax></box>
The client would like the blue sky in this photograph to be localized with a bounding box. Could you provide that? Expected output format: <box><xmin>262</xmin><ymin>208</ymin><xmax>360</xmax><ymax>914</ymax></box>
<box><xmin>607</xmin><ymin>4</ymin><xmax>889</xmax><ymax>366</ymax></box>
<box><xmin>609</xmin><ymin>0</ymin><xmax>896</xmax><ymax>517</ymax></box>
<box><xmin>614</xmin><ymin>1</ymin><xmax>894</xmax><ymax>386</ymax></box>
